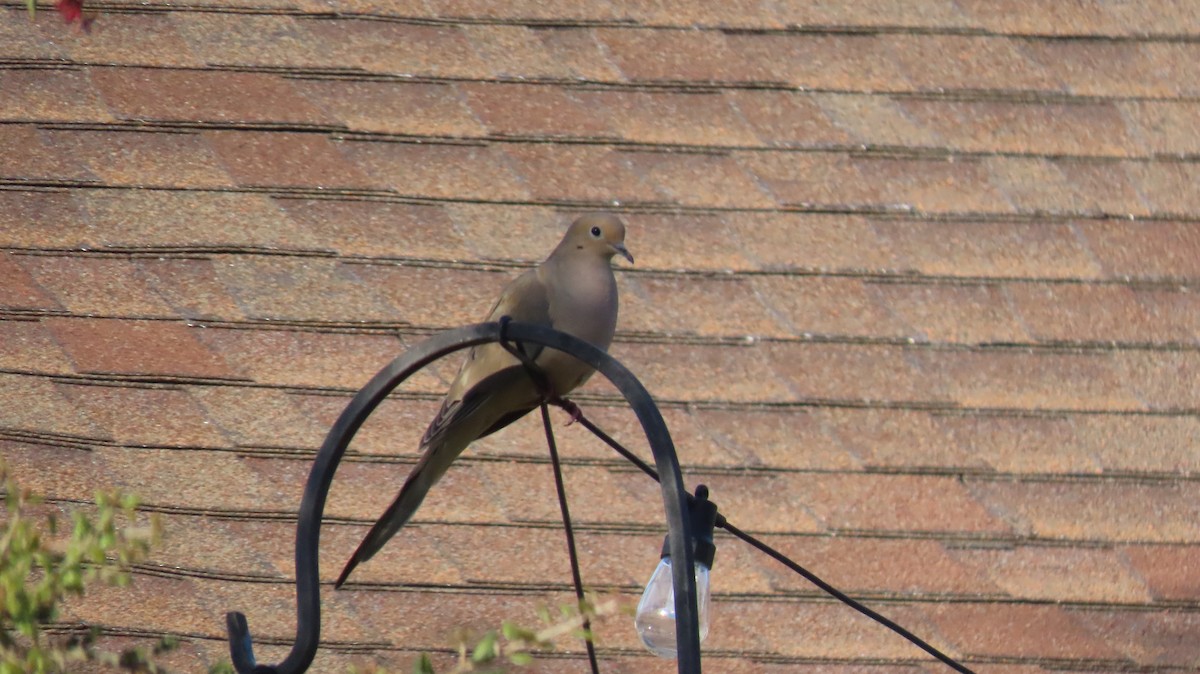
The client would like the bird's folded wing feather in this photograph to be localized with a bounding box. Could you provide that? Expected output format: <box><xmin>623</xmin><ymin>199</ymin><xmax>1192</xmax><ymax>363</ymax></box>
<box><xmin>426</xmin><ymin>267</ymin><xmax>552</xmax><ymax>436</ymax></box>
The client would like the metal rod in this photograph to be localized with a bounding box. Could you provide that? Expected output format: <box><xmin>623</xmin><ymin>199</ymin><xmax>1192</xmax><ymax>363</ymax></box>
<box><xmin>540</xmin><ymin>403</ymin><xmax>601</xmax><ymax>673</ymax></box>
<box><xmin>572</xmin><ymin>412</ymin><xmax>659</xmax><ymax>482</ymax></box>
<box><xmin>223</xmin><ymin>321</ymin><xmax>701</xmax><ymax>674</ymax></box>
<box><xmin>718</xmin><ymin>519</ymin><xmax>975</xmax><ymax>674</ymax></box>
<box><xmin>570</xmin><ymin>407</ymin><xmax>976</xmax><ymax>674</ymax></box>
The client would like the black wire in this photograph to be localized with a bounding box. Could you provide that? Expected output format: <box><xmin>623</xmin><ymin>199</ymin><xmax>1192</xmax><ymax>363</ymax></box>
<box><xmin>540</xmin><ymin>403</ymin><xmax>601</xmax><ymax>674</ymax></box>
<box><xmin>560</xmin><ymin>400</ymin><xmax>976</xmax><ymax>674</ymax></box>
<box><xmin>573</xmin><ymin>414</ymin><xmax>660</xmax><ymax>482</ymax></box>
<box><xmin>718</xmin><ymin>519</ymin><xmax>975</xmax><ymax>674</ymax></box>
<box><xmin>499</xmin><ymin>325</ymin><xmax>600</xmax><ymax>670</ymax></box>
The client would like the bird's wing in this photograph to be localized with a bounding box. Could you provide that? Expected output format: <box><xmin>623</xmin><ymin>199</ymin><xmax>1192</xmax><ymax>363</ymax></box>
<box><xmin>335</xmin><ymin>271</ymin><xmax>554</xmax><ymax>587</ymax></box>
<box><xmin>421</xmin><ymin>267</ymin><xmax>552</xmax><ymax>446</ymax></box>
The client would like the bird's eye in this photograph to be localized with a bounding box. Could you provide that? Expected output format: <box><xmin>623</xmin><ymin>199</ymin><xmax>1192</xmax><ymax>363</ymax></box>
<box><xmin>590</xmin><ymin>226</ymin><xmax>602</xmax><ymax>237</ymax></box>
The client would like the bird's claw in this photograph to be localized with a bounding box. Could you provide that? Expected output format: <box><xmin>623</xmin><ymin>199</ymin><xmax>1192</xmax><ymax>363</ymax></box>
<box><xmin>558</xmin><ymin>398</ymin><xmax>583</xmax><ymax>426</ymax></box>
<box><xmin>507</xmin><ymin>337</ymin><xmax>583</xmax><ymax>426</ymax></box>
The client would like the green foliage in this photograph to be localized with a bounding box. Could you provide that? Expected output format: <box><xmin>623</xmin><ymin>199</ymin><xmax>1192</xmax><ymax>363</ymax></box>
<box><xmin>350</xmin><ymin>596</ymin><xmax>622</xmax><ymax>674</ymax></box>
<box><xmin>411</xmin><ymin>654</ymin><xmax>433</xmax><ymax>674</ymax></box>
<box><xmin>345</xmin><ymin>597</ymin><xmax>622</xmax><ymax>673</ymax></box>
<box><xmin>470</xmin><ymin>631</ymin><xmax>498</xmax><ymax>664</ymax></box>
<box><xmin>0</xmin><ymin>460</ymin><xmax>170</xmax><ymax>673</ymax></box>
<box><xmin>2</xmin><ymin>458</ymin><xmax>624</xmax><ymax>674</ymax></box>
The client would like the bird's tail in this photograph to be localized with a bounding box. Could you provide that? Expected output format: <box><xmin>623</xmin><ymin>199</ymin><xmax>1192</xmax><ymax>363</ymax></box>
<box><xmin>334</xmin><ymin>462</ymin><xmax>436</xmax><ymax>589</ymax></box>
<box><xmin>335</xmin><ymin>374</ymin><xmax>526</xmax><ymax>588</ymax></box>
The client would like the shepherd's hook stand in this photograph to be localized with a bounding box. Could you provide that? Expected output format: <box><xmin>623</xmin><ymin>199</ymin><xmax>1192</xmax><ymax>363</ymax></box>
<box><xmin>224</xmin><ymin>321</ymin><xmax>704</xmax><ymax>674</ymax></box>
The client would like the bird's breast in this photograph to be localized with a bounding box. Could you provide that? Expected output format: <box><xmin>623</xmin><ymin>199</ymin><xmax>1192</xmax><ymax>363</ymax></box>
<box><xmin>550</xmin><ymin>273</ymin><xmax>618</xmax><ymax>348</ymax></box>
<box><xmin>538</xmin><ymin>261</ymin><xmax>619</xmax><ymax>395</ymax></box>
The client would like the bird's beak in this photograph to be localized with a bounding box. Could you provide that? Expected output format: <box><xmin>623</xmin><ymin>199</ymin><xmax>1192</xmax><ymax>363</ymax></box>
<box><xmin>613</xmin><ymin>243</ymin><xmax>634</xmax><ymax>264</ymax></box>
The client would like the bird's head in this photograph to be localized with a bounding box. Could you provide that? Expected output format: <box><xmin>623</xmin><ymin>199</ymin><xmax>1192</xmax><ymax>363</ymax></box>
<box><xmin>564</xmin><ymin>213</ymin><xmax>634</xmax><ymax>264</ymax></box>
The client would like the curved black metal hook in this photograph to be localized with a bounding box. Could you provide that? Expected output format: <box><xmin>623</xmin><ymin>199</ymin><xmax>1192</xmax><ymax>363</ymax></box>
<box><xmin>225</xmin><ymin>321</ymin><xmax>702</xmax><ymax>674</ymax></box>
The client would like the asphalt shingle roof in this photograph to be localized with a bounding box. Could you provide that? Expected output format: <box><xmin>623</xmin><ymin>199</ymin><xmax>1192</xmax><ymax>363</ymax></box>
<box><xmin>2</xmin><ymin>2</ymin><xmax>1199</xmax><ymax>672</ymax></box>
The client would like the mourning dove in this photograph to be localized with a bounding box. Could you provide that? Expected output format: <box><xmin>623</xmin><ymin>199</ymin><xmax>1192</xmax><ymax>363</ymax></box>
<box><xmin>335</xmin><ymin>214</ymin><xmax>633</xmax><ymax>588</ymax></box>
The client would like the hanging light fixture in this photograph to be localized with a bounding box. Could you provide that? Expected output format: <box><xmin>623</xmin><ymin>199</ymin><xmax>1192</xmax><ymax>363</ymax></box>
<box><xmin>635</xmin><ymin>485</ymin><xmax>719</xmax><ymax>658</ymax></box>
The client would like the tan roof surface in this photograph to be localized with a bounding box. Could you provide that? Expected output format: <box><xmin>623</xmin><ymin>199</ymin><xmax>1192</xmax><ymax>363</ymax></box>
<box><xmin>2</xmin><ymin>1</ymin><xmax>1198</xmax><ymax>672</ymax></box>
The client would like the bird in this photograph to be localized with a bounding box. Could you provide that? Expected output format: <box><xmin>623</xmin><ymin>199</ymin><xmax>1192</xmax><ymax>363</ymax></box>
<box><xmin>335</xmin><ymin>213</ymin><xmax>633</xmax><ymax>588</ymax></box>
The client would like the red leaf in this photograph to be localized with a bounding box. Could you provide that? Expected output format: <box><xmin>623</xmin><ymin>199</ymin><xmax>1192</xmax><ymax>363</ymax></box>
<box><xmin>55</xmin><ymin>0</ymin><xmax>95</xmax><ymax>31</ymax></box>
<box><xmin>55</xmin><ymin>0</ymin><xmax>83</xmax><ymax>23</ymax></box>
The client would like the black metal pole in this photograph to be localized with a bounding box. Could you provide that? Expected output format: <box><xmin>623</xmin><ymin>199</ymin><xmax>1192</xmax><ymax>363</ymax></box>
<box><xmin>540</xmin><ymin>403</ymin><xmax>601</xmax><ymax>673</ymax></box>
<box><xmin>224</xmin><ymin>321</ymin><xmax>701</xmax><ymax>674</ymax></box>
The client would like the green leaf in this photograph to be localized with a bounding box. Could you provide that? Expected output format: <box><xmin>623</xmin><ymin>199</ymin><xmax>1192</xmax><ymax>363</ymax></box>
<box><xmin>500</xmin><ymin>621</ymin><xmax>535</xmax><ymax>643</ymax></box>
<box><xmin>0</xmin><ymin>462</ymin><xmax>171</xmax><ymax>674</ymax></box>
<box><xmin>26</xmin><ymin>0</ymin><xmax>36</xmax><ymax>18</ymax></box>
<box><xmin>63</xmin><ymin>568</ymin><xmax>83</xmax><ymax>592</ymax></box>
<box><xmin>154</xmin><ymin>635</ymin><xmax>181</xmax><ymax>654</ymax></box>
<box><xmin>507</xmin><ymin>651</ymin><xmax>534</xmax><ymax>666</ymax></box>
<box><xmin>412</xmin><ymin>653</ymin><xmax>435</xmax><ymax>674</ymax></box>
<box><xmin>471</xmin><ymin>631</ymin><xmax>498</xmax><ymax>663</ymax></box>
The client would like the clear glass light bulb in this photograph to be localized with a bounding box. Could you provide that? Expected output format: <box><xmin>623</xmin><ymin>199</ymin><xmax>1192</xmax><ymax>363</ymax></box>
<box><xmin>634</xmin><ymin>556</ymin><xmax>710</xmax><ymax>658</ymax></box>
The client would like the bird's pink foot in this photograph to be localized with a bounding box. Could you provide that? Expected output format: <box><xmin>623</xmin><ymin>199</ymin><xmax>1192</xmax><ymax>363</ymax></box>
<box><xmin>559</xmin><ymin>399</ymin><xmax>583</xmax><ymax>426</ymax></box>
